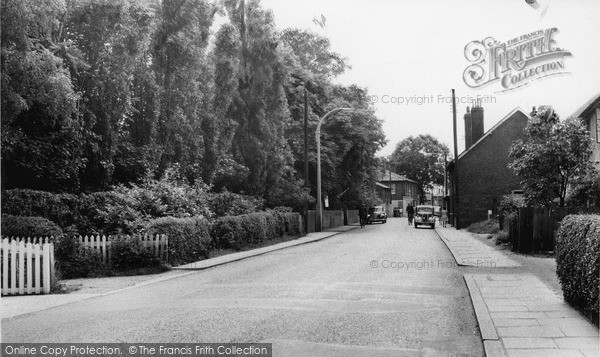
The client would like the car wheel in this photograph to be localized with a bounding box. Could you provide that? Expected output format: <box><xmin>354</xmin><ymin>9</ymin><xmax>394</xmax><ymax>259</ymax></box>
<box><xmin>383</xmin><ymin>220</ymin><xmax>387</xmax><ymax>224</ymax></box>
<box><xmin>431</xmin><ymin>223</ymin><xmax>435</xmax><ymax>229</ymax></box>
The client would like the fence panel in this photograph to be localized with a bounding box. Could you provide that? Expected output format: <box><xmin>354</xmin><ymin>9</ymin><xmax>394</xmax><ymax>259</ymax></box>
<box><xmin>510</xmin><ymin>206</ymin><xmax>600</xmax><ymax>253</ymax></box>
<box><xmin>1</xmin><ymin>238</ymin><xmax>54</xmax><ymax>296</ymax></box>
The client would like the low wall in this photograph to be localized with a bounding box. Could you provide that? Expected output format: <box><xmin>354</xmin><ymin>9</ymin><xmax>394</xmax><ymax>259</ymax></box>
<box><xmin>307</xmin><ymin>210</ymin><xmax>345</xmax><ymax>232</ymax></box>
<box><xmin>345</xmin><ymin>210</ymin><xmax>359</xmax><ymax>225</ymax></box>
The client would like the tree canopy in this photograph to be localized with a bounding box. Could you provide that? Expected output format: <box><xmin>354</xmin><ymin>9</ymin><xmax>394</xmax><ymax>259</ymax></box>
<box><xmin>509</xmin><ymin>106</ymin><xmax>595</xmax><ymax>207</ymax></box>
<box><xmin>1</xmin><ymin>0</ymin><xmax>386</xmax><ymax>211</ymax></box>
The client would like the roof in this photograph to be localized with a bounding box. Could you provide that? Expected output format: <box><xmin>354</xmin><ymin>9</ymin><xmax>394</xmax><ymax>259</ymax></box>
<box><xmin>377</xmin><ymin>169</ymin><xmax>418</xmax><ymax>183</ymax></box>
<box><xmin>375</xmin><ymin>182</ymin><xmax>390</xmax><ymax>189</ymax></box>
<box><xmin>571</xmin><ymin>91</ymin><xmax>600</xmax><ymax>119</ymax></box>
<box><xmin>454</xmin><ymin>107</ymin><xmax>530</xmax><ymax>162</ymax></box>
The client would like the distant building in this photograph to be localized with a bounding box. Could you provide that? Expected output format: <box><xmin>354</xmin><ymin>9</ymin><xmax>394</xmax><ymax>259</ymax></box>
<box><xmin>377</xmin><ymin>169</ymin><xmax>420</xmax><ymax>216</ymax></box>
<box><xmin>571</xmin><ymin>91</ymin><xmax>600</xmax><ymax>170</ymax></box>
<box><xmin>447</xmin><ymin>105</ymin><xmax>529</xmax><ymax>229</ymax></box>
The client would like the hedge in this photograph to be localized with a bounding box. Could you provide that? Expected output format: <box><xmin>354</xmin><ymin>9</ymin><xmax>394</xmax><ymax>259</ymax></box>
<box><xmin>1</xmin><ymin>215</ymin><xmax>63</xmax><ymax>238</ymax></box>
<box><xmin>555</xmin><ymin>214</ymin><xmax>600</xmax><ymax>327</ymax></box>
<box><xmin>211</xmin><ymin>211</ymin><xmax>301</xmax><ymax>251</ymax></box>
<box><xmin>1</xmin><ymin>189</ymin><xmax>80</xmax><ymax>228</ymax></box>
<box><xmin>146</xmin><ymin>216</ymin><xmax>212</xmax><ymax>266</ymax></box>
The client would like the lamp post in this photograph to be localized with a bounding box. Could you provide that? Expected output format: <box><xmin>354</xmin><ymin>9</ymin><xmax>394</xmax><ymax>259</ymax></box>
<box><xmin>316</xmin><ymin>107</ymin><xmax>352</xmax><ymax>231</ymax></box>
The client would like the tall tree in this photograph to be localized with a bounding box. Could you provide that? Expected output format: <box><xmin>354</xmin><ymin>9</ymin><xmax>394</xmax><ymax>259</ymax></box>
<box><xmin>390</xmin><ymin>134</ymin><xmax>449</xmax><ymax>202</ymax></box>
<box><xmin>1</xmin><ymin>0</ymin><xmax>85</xmax><ymax>192</ymax></box>
<box><xmin>509</xmin><ymin>106</ymin><xmax>594</xmax><ymax>207</ymax></box>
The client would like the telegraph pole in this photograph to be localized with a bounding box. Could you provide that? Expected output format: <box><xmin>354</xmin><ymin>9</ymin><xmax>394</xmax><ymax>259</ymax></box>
<box><xmin>452</xmin><ymin>89</ymin><xmax>459</xmax><ymax>228</ymax></box>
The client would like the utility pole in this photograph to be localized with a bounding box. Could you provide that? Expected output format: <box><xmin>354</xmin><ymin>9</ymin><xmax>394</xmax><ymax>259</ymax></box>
<box><xmin>452</xmin><ymin>89</ymin><xmax>459</xmax><ymax>228</ymax></box>
<box><xmin>303</xmin><ymin>84</ymin><xmax>309</xmax><ymax>235</ymax></box>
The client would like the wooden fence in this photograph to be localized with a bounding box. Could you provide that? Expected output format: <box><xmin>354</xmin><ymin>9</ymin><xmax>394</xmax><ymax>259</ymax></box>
<box><xmin>78</xmin><ymin>234</ymin><xmax>168</xmax><ymax>264</ymax></box>
<box><xmin>509</xmin><ymin>206</ymin><xmax>600</xmax><ymax>253</ymax></box>
<box><xmin>1</xmin><ymin>238</ymin><xmax>55</xmax><ymax>296</ymax></box>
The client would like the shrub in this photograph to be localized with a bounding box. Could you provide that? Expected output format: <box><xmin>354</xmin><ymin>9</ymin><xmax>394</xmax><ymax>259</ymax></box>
<box><xmin>1</xmin><ymin>189</ymin><xmax>80</xmax><ymax>228</ymax></box>
<box><xmin>208</xmin><ymin>191</ymin><xmax>264</xmax><ymax>218</ymax></box>
<box><xmin>54</xmin><ymin>235</ymin><xmax>106</xmax><ymax>279</ymax></box>
<box><xmin>492</xmin><ymin>231</ymin><xmax>510</xmax><ymax>245</ymax></box>
<box><xmin>467</xmin><ymin>219</ymin><xmax>500</xmax><ymax>235</ymax></box>
<box><xmin>146</xmin><ymin>216</ymin><xmax>212</xmax><ymax>266</ymax></box>
<box><xmin>1</xmin><ymin>215</ymin><xmax>63</xmax><ymax>238</ymax></box>
<box><xmin>109</xmin><ymin>235</ymin><xmax>163</xmax><ymax>272</ymax></box>
<box><xmin>211</xmin><ymin>216</ymin><xmax>245</xmax><ymax>250</ymax></box>
<box><xmin>212</xmin><ymin>211</ymin><xmax>302</xmax><ymax>250</ymax></box>
<box><xmin>555</xmin><ymin>214</ymin><xmax>600</xmax><ymax>327</ymax></box>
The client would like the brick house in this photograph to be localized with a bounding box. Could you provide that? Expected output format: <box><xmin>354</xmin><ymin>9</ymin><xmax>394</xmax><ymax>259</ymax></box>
<box><xmin>447</xmin><ymin>105</ymin><xmax>529</xmax><ymax>229</ymax></box>
<box><xmin>377</xmin><ymin>169</ymin><xmax>420</xmax><ymax>216</ymax></box>
<box><xmin>571</xmin><ymin>91</ymin><xmax>600</xmax><ymax>169</ymax></box>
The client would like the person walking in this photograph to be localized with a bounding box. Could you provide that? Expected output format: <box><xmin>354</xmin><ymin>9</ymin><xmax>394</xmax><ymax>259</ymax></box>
<box><xmin>406</xmin><ymin>204</ymin><xmax>414</xmax><ymax>225</ymax></box>
<box><xmin>440</xmin><ymin>208</ymin><xmax>448</xmax><ymax>227</ymax></box>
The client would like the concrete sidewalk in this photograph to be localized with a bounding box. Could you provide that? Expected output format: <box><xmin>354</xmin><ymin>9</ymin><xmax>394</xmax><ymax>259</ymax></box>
<box><xmin>1</xmin><ymin>226</ymin><xmax>358</xmax><ymax>320</ymax></box>
<box><xmin>435</xmin><ymin>225</ymin><xmax>521</xmax><ymax>268</ymax></box>
<box><xmin>437</xmin><ymin>226</ymin><xmax>599</xmax><ymax>356</ymax></box>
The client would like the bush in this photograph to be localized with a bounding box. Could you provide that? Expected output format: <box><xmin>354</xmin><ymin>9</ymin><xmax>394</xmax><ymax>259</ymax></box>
<box><xmin>54</xmin><ymin>235</ymin><xmax>106</xmax><ymax>279</ymax></box>
<box><xmin>146</xmin><ymin>216</ymin><xmax>212</xmax><ymax>266</ymax></box>
<box><xmin>109</xmin><ymin>235</ymin><xmax>163</xmax><ymax>272</ymax></box>
<box><xmin>467</xmin><ymin>219</ymin><xmax>500</xmax><ymax>235</ymax></box>
<box><xmin>555</xmin><ymin>214</ymin><xmax>600</xmax><ymax>327</ymax></box>
<box><xmin>1</xmin><ymin>189</ymin><xmax>80</xmax><ymax>228</ymax></box>
<box><xmin>211</xmin><ymin>211</ymin><xmax>302</xmax><ymax>250</ymax></box>
<box><xmin>1</xmin><ymin>215</ymin><xmax>63</xmax><ymax>238</ymax></box>
<box><xmin>208</xmin><ymin>191</ymin><xmax>264</xmax><ymax>218</ymax></box>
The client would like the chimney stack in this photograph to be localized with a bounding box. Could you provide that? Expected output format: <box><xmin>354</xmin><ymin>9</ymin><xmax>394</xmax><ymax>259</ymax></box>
<box><xmin>464</xmin><ymin>106</ymin><xmax>472</xmax><ymax>150</ymax></box>
<box><xmin>465</xmin><ymin>104</ymin><xmax>484</xmax><ymax>149</ymax></box>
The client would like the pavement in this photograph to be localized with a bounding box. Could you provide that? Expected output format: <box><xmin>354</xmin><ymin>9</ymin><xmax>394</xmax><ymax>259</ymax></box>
<box><xmin>436</xmin><ymin>224</ymin><xmax>600</xmax><ymax>357</ymax></box>
<box><xmin>1</xmin><ymin>226</ymin><xmax>357</xmax><ymax>320</ymax></box>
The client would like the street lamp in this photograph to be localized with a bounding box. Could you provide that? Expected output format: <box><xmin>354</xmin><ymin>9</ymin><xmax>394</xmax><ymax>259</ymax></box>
<box><xmin>316</xmin><ymin>107</ymin><xmax>352</xmax><ymax>231</ymax></box>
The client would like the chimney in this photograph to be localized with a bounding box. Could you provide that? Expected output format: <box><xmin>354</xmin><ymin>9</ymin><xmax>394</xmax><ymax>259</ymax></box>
<box><xmin>464</xmin><ymin>106</ymin><xmax>473</xmax><ymax>150</ymax></box>
<box><xmin>471</xmin><ymin>103</ymin><xmax>484</xmax><ymax>145</ymax></box>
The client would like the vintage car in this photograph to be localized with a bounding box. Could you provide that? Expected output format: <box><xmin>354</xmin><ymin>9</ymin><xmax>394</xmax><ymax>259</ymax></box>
<box><xmin>414</xmin><ymin>205</ymin><xmax>436</xmax><ymax>228</ymax></box>
<box><xmin>367</xmin><ymin>206</ymin><xmax>387</xmax><ymax>224</ymax></box>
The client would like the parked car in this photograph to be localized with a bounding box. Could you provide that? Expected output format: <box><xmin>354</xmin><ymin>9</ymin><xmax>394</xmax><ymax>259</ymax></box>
<box><xmin>367</xmin><ymin>206</ymin><xmax>387</xmax><ymax>224</ymax></box>
<box><xmin>414</xmin><ymin>205</ymin><xmax>435</xmax><ymax>228</ymax></box>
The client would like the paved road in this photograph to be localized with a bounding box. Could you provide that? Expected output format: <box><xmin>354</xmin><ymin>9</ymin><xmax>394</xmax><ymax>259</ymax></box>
<box><xmin>2</xmin><ymin>218</ymin><xmax>483</xmax><ymax>356</ymax></box>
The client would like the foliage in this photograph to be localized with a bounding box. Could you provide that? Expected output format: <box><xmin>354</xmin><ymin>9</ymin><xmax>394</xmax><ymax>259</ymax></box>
<box><xmin>566</xmin><ymin>172</ymin><xmax>600</xmax><ymax>207</ymax></box>
<box><xmin>1</xmin><ymin>215</ymin><xmax>63</xmax><ymax>238</ymax></box>
<box><xmin>146</xmin><ymin>216</ymin><xmax>212</xmax><ymax>266</ymax></box>
<box><xmin>509</xmin><ymin>107</ymin><xmax>595</xmax><ymax>207</ymax></box>
<box><xmin>207</xmin><ymin>190</ymin><xmax>264</xmax><ymax>218</ymax></box>
<box><xmin>499</xmin><ymin>194</ymin><xmax>526</xmax><ymax>217</ymax></box>
<box><xmin>54</xmin><ymin>235</ymin><xmax>106</xmax><ymax>279</ymax></box>
<box><xmin>555</xmin><ymin>214</ymin><xmax>600</xmax><ymax>326</ymax></box>
<box><xmin>211</xmin><ymin>211</ymin><xmax>301</xmax><ymax>251</ymax></box>
<box><xmin>466</xmin><ymin>219</ymin><xmax>500</xmax><ymax>235</ymax></box>
<box><xmin>109</xmin><ymin>235</ymin><xmax>164</xmax><ymax>272</ymax></box>
<box><xmin>389</xmin><ymin>134</ymin><xmax>450</xmax><ymax>202</ymax></box>
<box><xmin>1</xmin><ymin>189</ymin><xmax>80</xmax><ymax>228</ymax></box>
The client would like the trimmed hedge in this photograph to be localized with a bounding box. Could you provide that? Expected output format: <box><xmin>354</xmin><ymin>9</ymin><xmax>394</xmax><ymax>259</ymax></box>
<box><xmin>555</xmin><ymin>214</ymin><xmax>600</xmax><ymax>327</ymax></box>
<box><xmin>211</xmin><ymin>211</ymin><xmax>301</xmax><ymax>251</ymax></box>
<box><xmin>1</xmin><ymin>215</ymin><xmax>63</xmax><ymax>238</ymax></box>
<box><xmin>1</xmin><ymin>189</ymin><xmax>79</xmax><ymax>228</ymax></box>
<box><xmin>146</xmin><ymin>216</ymin><xmax>212</xmax><ymax>266</ymax></box>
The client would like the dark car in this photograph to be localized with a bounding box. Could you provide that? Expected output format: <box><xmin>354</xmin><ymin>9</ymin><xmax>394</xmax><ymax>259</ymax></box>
<box><xmin>367</xmin><ymin>206</ymin><xmax>387</xmax><ymax>224</ymax></box>
<box><xmin>414</xmin><ymin>205</ymin><xmax>435</xmax><ymax>228</ymax></box>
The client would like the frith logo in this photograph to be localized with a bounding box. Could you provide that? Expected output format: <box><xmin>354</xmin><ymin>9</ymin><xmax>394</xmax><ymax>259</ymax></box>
<box><xmin>463</xmin><ymin>28</ymin><xmax>572</xmax><ymax>92</ymax></box>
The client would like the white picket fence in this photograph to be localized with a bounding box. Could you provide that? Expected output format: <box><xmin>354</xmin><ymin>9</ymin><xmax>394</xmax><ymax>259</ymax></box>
<box><xmin>78</xmin><ymin>234</ymin><xmax>168</xmax><ymax>264</ymax></box>
<box><xmin>1</xmin><ymin>238</ymin><xmax>55</xmax><ymax>296</ymax></box>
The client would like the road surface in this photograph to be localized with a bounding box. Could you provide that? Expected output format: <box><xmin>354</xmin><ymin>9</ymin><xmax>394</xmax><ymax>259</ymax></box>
<box><xmin>2</xmin><ymin>218</ymin><xmax>483</xmax><ymax>356</ymax></box>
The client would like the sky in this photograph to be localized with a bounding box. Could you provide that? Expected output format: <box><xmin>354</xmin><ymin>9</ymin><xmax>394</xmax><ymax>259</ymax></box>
<box><xmin>260</xmin><ymin>0</ymin><xmax>600</xmax><ymax>157</ymax></box>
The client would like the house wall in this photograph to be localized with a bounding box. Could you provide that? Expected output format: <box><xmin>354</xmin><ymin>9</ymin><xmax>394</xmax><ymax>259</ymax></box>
<box><xmin>455</xmin><ymin>110</ymin><xmax>529</xmax><ymax>228</ymax></box>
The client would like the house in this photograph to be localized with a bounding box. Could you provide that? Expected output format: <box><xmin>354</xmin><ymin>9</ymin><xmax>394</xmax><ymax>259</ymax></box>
<box><xmin>377</xmin><ymin>169</ymin><xmax>420</xmax><ymax>216</ymax></box>
<box><xmin>447</xmin><ymin>105</ymin><xmax>530</xmax><ymax>229</ymax></box>
<box><xmin>571</xmin><ymin>91</ymin><xmax>600</xmax><ymax>170</ymax></box>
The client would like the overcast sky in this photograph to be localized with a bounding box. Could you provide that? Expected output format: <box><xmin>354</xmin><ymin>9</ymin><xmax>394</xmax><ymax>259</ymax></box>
<box><xmin>260</xmin><ymin>0</ymin><xmax>600</xmax><ymax>157</ymax></box>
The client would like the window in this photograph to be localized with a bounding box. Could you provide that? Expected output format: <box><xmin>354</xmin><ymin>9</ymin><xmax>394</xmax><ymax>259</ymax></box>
<box><xmin>391</xmin><ymin>183</ymin><xmax>396</xmax><ymax>195</ymax></box>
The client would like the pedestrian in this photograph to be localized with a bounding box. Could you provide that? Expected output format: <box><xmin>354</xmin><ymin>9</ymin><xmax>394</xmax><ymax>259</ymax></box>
<box><xmin>406</xmin><ymin>204</ymin><xmax>414</xmax><ymax>225</ymax></box>
<box><xmin>359</xmin><ymin>206</ymin><xmax>367</xmax><ymax>228</ymax></box>
<box><xmin>440</xmin><ymin>209</ymin><xmax>448</xmax><ymax>227</ymax></box>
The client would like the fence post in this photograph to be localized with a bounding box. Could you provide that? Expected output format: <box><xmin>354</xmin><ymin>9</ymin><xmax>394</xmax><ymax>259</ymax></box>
<box><xmin>18</xmin><ymin>240</ymin><xmax>25</xmax><ymax>295</ymax></box>
<box><xmin>42</xmin><ymin>242</ymin><xmax>51</xmax><ymax>294</ymax></box>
